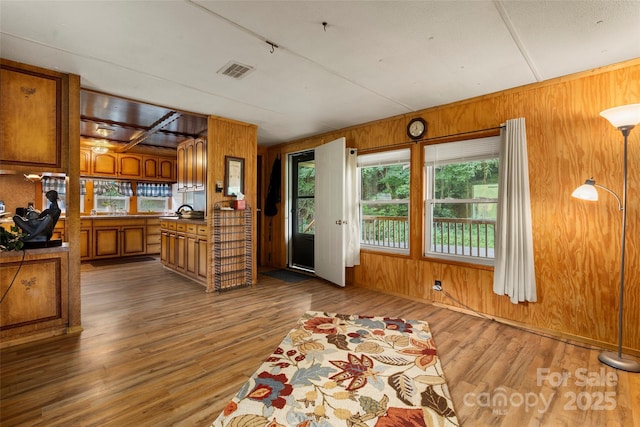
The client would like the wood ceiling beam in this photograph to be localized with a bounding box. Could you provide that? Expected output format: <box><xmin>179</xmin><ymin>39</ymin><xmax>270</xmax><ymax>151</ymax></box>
<box><xmin>80</xmin><ymin>114</ymin><xmax>195</xmax><ymax>140</ymax></box>
<box><xmin>117</xmin><ymin>111</ymin><xmax>182</xmax><ymax>152</ymax></box>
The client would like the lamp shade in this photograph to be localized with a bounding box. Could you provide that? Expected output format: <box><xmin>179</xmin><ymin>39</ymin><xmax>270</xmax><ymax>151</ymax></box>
<box><xmin>572</xmin><ymin>183</ymin><xmax>598</xmax><ymax>201</ymax></box>
<box><xmin>600</xmin><ymin>103</ymin><xmax>640</xmax><ymax>128</ymax></box>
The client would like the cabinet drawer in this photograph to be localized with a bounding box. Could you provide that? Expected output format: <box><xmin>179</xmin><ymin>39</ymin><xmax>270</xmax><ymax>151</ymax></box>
<box><xmin>161</xmin><ymin>221</ymin><xmax>176</xmax><ymax>231</ymax></box>
<box><xmin>147</xmin><ymin>225</ymin><xmax>161</xmax><ymax>235</ymax></box>
<box><xmin>147</xmin><ymin>234</ymin><xmax>161</xmax><ymax>245</ymax></box>
<box><xmin>176</xmin><ymin>222</ymin><xmax>187</xmax><ymax>232</ymax></box>
<box><xmin>197</xmin><ymin>225</ymin><xmax>208</xmax><ymax>237</ymax></box>
<box><xmin>186</xmin><ymin>223</ymin><xmax>197</xmax><ymax>234</ymax></box>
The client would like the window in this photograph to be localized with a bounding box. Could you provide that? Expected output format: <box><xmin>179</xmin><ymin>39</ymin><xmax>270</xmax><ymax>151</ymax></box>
<box><xmin>93</xmin><ymin>180</ymin><xmax>132</xmax><ymax>213</ymax></box>
<box><xmin>424</xmin><ymin>136</ymin><xmax>500</xmax><ymax>264</ymax></box>
<box><xmin>136</xmin><ymin>182</ymin><xmax>172</xmax><ymax>213</ymax></box>
<box><xmin>41</xmin><ymin>176</ymin><xmax>66</xmax><ymax>212</ymax></box>
<box><xmin>358</xmin><ymin>148</ymin><xmax>410</xmax><ymax>253</ymax></box>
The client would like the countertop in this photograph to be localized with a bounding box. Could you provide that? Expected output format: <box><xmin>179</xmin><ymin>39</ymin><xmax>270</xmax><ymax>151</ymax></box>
<box><xmin>158</xmin><ymin>216</ymin><xmax>207</xmax><ymax>224</ymax></box>
<box><xmin>0</xmin><ymin>242</ymin><xmax>69</xmax><ymax>259</ymax></box>
<box><xmin>80</xmin><ymin>214</ymin><xmax>178</xmax><ymax>219</ymax></box>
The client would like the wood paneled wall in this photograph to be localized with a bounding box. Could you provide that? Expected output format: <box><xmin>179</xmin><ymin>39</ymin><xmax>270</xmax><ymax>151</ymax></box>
<box><xmin>206</xmin><ymin>116</ymin><xmax>258</xmax><ymax>289</ymax></box>
<box><xmin>263</xmin><ymin>58</ymin><xmax>640</xmax><ymax>354</ymax></box>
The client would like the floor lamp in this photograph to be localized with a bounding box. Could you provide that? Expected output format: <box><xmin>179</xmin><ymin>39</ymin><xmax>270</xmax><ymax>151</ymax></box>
<box><xmin>572</xmin><ymin>103</ymin><xmax>640</xmax><ymax>373</ymax></box>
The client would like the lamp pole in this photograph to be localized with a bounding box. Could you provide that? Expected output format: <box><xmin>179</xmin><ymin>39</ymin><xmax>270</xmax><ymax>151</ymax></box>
<box><xmin>598</xmin><ymin>124</ymin><xmax>640</xmax><ymax>372</ymax></box>
<box><xmin>574</xmin><ymin>103</ymin><xmax>640</xmax><ymax>372</ymax></box>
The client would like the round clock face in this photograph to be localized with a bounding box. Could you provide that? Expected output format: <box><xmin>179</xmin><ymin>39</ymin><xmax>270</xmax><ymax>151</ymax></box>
<box><xmin>407</xmin><ymin>118</ymin><xmax>426</xmax><ymax>139</ymax></box>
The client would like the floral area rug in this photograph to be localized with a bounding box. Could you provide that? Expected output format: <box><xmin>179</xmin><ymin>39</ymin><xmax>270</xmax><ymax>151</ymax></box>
<box><xmin>211</xmin><ymin>311</ymin><xmax>458</xmax><ymax>427</ymax></box>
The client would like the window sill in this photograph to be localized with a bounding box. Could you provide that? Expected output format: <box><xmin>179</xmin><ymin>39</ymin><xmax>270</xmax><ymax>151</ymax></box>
<box><xmin>422</xmin><ymin>254</ymin><xmax>494</xmax><ymax>271</ymax></box>
<box><xmin>360</xmin><ymin>247</ymin><xmax>410</xmax><ymax>258</ymax></box>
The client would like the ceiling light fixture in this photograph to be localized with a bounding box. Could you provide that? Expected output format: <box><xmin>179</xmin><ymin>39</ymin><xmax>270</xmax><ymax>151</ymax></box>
<box><xmin>96</xmin><ymin>125</ymin><xmax>115</xmax><ymax>137</ymax></box>
<box><xmin>91</xmin><ymin>140</ymin><xmax>110</xmax><ymax>154</ymax></box>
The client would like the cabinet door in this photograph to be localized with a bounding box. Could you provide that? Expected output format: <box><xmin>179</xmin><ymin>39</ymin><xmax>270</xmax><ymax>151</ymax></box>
<box><xmin>168</xmin><ymin>232</ymin><xmax>177</xmax><ymax>267</ymax></box>
<box><xmin>92</xmin><ymin>152</ymin><xmax>118</xmax><ymax>176</ymax></box>
<box><xmin>186</xmin><ymin>234</ymin><xmax>198</xmax><ymax>276</ymax></box>
<box><xmin>194</xmin><ymin>139</ymin><xmax>206</xmax><ymax>191</ymax></box>
<box><xmin>158</xmin><ymin>157</ymin><xmax>175</xmax><ymax>181</ymax></box>
<box><xmin>160</xmin><ymin>231</ymin><xmax>169</xmax><ymax>263</ymax></box>
<box><xmin>52</xmin><ymin>220</ymin><xmax>66</xmax><ymax>241</ymax></box>
<box><xmin>0</xmin><ymin>62</ymin><xmax>64</xmax><ymax>171</ymax></box>
<box><xmin>176</xmin><ymin>234</ymin><xmax>186</xmax><ymax>271</ymax></box>
<box><xmin>185</xmin><ymin>142</ymin><xmax>194</xmax><ymax>190</ymax></box>
<box><xmin>80</xmin><ymin>228</ymin><xmax>92</xmax><ymax>260</ymax></box>
<box><xmin>119</xmin><ymin>154</ymin><xmax>142</xmax><ymax>179</ymax></box>
<box><xmin>94</xmin><ymin>227</ymin><xmax>120</xmax><ymax>258</ymax></box>
<box><xmin>197</xmin><ymin>238</ymin><xmax>208</xmax><ymax>282</ymax></box>
<box><xmin>121</xmin><ymin>226</ymin><xmax>146</xmax><ymax>256</ymax></box>
<box><xmin>142</xmin><ymin>156</ymin><xmax>158</xmax><ymax>179</ymax></box>
<box><xmin>80</xmin><ymin>149</ymin><xmax>91</xmax><ymax>175</ymax></box>
<box><xmin>176</xmin><ymin>144</ymin><xmax>187</xmax><ymax>192</ymax></box>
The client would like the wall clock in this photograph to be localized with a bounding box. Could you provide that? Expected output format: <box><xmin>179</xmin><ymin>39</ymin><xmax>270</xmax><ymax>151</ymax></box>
<box><xmin>407</xmin><ymin>117</ymin><xmax>427</xmax><ymax>140</ymax></box>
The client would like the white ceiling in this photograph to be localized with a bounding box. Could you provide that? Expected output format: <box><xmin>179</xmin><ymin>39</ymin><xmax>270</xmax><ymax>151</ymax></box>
<box><xmin>1</xmin><ymin>1</ymin><xmax>639</xmax><ymax>146</ymax></box>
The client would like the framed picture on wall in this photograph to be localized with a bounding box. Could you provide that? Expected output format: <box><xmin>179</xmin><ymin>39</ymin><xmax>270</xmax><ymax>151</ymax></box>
<box><xmin>225</xmin><ymin>156</ymin><xmax>244</xmax><ymax>196</ymax></box>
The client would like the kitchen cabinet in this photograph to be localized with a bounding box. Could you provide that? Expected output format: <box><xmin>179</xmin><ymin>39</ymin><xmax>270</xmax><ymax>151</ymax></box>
<box><xmin>0</xmin><ymin>59</ymin><xmax>68</xmax><ymax>172</ymax></box>
<box><xmin>158</xmin><ymin>157</ymin><xmax>175</xmax><ymax>181</ymax></box>
<box><xmin>80</xmin><ymin>149</ymin><xmax>91</xmax><ymax>175</ymax></box>
<box><xmin>143</xmin><ymin>156</ymin><xmax>158</xmax><ymax>179</ymax></box>
<box><xmin>91</xmin><ymin>152</ymin><xmax>118</xmax><ymax>177</ymax></box>
<box><xmin>175</xmin><ymin>222</ymin><xmax>187</xmax><ymax>272</ymax></box>
<box><xmin>92</xmin><ymin>218</ymin><xmax>146</xmax><ymax>259</ymax></box>
<box><xmin>146</xmin><ymin>218</ymin><xmax>161</xmax><ymax>254</ymax></box>
<box><xmin>80</xmin><ymin>220</ymin><xmax>92</xmax><ymax>261</ymax></box>
<box><xmin>81</xmin><ymin>149</ymin><xmax>175</xmax><ymax>182</ymax></box>
<box><xmin>1</xmin><ymin>246</ymin><xmax>70</xmax><ymax>348</ymax></box>
<box><xmin>81</xmin><ymin>217</ymin><xmax>159</xmax><ymax>260</ymax></box>
<box><xmin>118</xmin><ymin>154</ymin><xmax>142</xmax><ymax>178</ymax></box>
<box><xmin>160</xmin><ymin>218</ymin><xmax>207</xmax><ymax>285</ymax></box>
<box><xmin>176</xmin><ymin>138</ymin><xmax>207</xmax><ymax>192</ymax></box>
<box><xmin>51</xmin><ymin>219</ymin><xmax>66</xmax><ymax>242</ymax></box>
<box><xmin>194</xmin><ymin>138</ymin><xmax>206</xmax><ymax>191</ymax></box>
<box><xmin>142</xmin><ymin>155</ymin><xmax>176</xmax><ymax>181</ymax></box>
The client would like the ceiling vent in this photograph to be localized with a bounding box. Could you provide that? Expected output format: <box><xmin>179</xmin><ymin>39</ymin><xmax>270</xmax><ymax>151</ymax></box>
<box><xmin>217</xmin><ymin>61</ymin><xmax>254</xmax><ymax>79</ymax></box>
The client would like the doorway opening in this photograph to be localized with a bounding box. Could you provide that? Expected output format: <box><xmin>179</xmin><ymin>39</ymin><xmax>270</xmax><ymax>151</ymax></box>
<box><xmin>288</xmin><ymin>151</ymin><xmax>315</xmax><ymax>271</ymax></box>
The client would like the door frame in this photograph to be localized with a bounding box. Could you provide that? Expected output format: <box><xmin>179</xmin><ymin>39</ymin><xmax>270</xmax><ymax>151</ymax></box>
<box><xmin>285</xmin><ymin>149</ymin><xmax>315</xmax><ymax>272</ymax></box>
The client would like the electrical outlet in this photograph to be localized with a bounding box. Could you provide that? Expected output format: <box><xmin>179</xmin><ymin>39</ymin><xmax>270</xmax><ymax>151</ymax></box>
<box><xmin>433</xmin><ymin>280</ymin><xmax>442</xmax><ymax>291</ymax></box>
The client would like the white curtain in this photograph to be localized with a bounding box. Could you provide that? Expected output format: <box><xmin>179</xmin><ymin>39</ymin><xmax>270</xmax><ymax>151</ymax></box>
<box><xmin>493</xmin><ymin>118</ymin><xmax>537</xmax><ymax>303</ymax></box>
<box><xmin>345</xmin><ymin>148</ymin><xmax>360</xmax><ymax>267</ymax></box>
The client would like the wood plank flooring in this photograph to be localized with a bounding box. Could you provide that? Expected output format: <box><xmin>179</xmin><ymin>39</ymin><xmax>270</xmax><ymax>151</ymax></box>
<box><xmin>1</xmin><ymin>257</ymin><xmax>638</xmax><ymax>426</ymax></box>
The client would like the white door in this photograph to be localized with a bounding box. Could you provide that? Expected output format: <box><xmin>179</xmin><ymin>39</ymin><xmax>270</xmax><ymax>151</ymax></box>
<box><xmin>315</xmin><ymin>137</ymin><xmax>346</xmax><ymax>287</ymax></box>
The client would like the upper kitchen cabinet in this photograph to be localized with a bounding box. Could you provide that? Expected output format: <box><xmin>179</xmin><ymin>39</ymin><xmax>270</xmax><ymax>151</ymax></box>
<box><xmin>118</xmin><ymin>154</ymin><xmax>143</xmax><ymax>178</ymax></box>
<box><xmin>143</xmin><ymin>155</ymin><xmax>176</xmax><ymax>181</ymax></box>
<box><xmin>91</xmin><ymin>151</ymin><xmax>118</xmax><ymax>177</ymax></box>
<box><xmin>0</xmin><ymin>59</ymin><xmax>71</xmax><ymax>172</ymax></box>
<box><xmin>80</xmin><ymin>148</ymin><xmax>175</xmax><ymax>182</ymax></box>
<box><xmin>176</xmin><ymin>138</ymin><xmax>206</xmax><ymax>192</ymax></box>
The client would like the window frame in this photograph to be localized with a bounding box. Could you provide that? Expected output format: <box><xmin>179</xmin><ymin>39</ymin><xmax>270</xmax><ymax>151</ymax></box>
<box><xmin>357</xmin><ymin>148</ymin><xmax>411</xmax><ymax>255</ymax></box>
<box><xmin>423</xmin><ymin>136</ymin><xmax>500</xmax><ymax>266</ymax></box>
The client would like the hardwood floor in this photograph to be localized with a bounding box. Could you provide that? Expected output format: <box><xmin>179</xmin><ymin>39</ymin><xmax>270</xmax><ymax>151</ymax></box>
<box><xmin>1</xmin><ymin>257</ymin><xmax>638</xmax><ymax>426</ymax></box>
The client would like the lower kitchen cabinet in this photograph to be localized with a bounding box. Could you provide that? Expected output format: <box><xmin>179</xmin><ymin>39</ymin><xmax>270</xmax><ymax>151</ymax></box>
<box><xmin>81</xmin><ymin>217</ymin><xmax>161</xmax><ymax>260</ymax></box>
<box><xmin>93</xmin><ymin>220</ymin><xmax>146</xmax><ymax>259</ymax></box>
<box><xmin>146</xmin><ymin>218</ymin><xmax>161</xmax><ymax>255</ymax></box>
<box><xmin>160</xmin><ymin>219</ymin><xmax>207</xmax><ymax>285</ymax></box>
<box><xmin>80</xmin><ymin>220</ymin><xmax>92</xmax><ymax>260</ymax></box>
